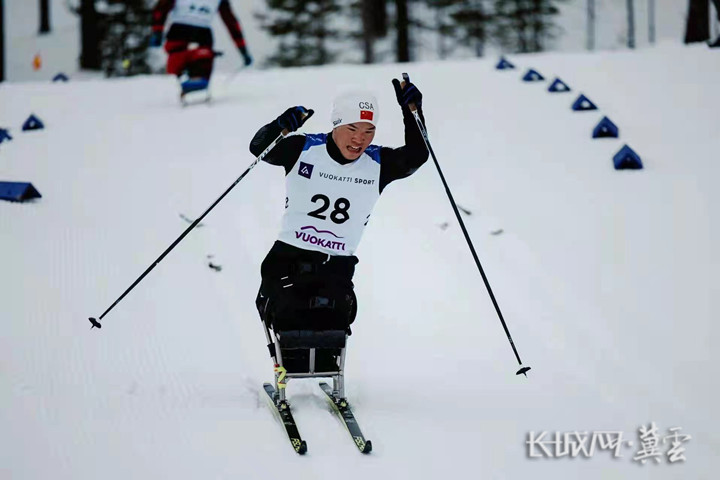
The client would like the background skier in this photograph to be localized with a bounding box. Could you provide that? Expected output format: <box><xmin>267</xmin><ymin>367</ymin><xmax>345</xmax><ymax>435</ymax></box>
<box><xmin>150</xmin><ymin>0</ymin><xmax>252</xmax><ymax>90</ymax></box>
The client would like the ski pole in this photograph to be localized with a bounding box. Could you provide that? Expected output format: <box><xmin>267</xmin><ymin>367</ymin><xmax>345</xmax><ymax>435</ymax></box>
<box><xmin>88</xmin><ymin>119</ymin><xmax>309</xmax><ymax>330</ymax></box>
<box><xmin>400</xmin><ymin>73</ymin><xmax>531</xmax><ymax>377</ymax></box>
<box><xmin>224</xmin><ymin>61</ymin><xmax>250</xmax><ymax>86</ymax></box>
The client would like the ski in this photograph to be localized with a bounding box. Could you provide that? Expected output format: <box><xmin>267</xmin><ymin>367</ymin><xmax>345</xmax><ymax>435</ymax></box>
<box><xmin>263</xmin><ymin>383</ymin><xmax>308</xmax><ymax>455</ymax></box>
<box><xmin>319</xmin><ymin>382</ymin><xmax>372</xmax><ymax>454</ymax></box>
<box><xmin>180</xmin><ymin>90</ymin><xmax>212</xmax><ymax>107</ymax></box>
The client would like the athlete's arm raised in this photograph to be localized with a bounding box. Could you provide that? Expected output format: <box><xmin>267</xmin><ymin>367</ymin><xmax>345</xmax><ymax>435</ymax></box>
<box><xmin>378</xmin><ymin>78</ymin><xmax>428</xmax><ymax>192</ymax></box>
<box><xmin>249</xmin><ymin>107</ymin><xmax>313</xmax><ymax>174</ymax></box>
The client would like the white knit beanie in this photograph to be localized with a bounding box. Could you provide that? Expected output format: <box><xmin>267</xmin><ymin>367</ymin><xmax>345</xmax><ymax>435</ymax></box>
<box><xmin>330</xmin><ymin>91</ymin><xmax>379</xmax><ymax>129</ymax></box>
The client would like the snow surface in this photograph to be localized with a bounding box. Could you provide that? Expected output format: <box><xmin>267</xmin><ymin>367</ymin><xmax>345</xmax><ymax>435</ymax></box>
<box><xmin>1</xmin><ymin>42</ymin><xmax>719</xmax><ymax>479</ymax></box>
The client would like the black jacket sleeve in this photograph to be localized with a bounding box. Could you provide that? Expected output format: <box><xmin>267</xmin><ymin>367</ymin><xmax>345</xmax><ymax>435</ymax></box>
<box><xmin>378</xmin><ymin>107</ymin><xmax>429</xmax><ymax>193</ymax></box>
<box><xmin>249</xmin><ymin>120</ymin><xmax>306</xmax><ymax>175</ymax></box>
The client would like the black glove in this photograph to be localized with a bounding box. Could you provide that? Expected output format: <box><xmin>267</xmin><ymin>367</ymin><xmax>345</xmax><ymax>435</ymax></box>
<box><xmin>276</xmin><ymin>106</ymin><xmax>314</xmax><ymax>132</ymax></box>
<box><xmin>392</xmin><ymin>73</ymin><xmax>422</xmax><ymax>110</ymax></box>
<box><xmin>239</xmin><ymin>47</ymin><xmax>253</xmax><ymax>66</ymax></box>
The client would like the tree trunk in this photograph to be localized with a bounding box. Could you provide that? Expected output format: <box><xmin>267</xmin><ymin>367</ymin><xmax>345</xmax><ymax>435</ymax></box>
<box><xmin>318</xmin><ymin>21</ymin><xmax>327</xmax><ymax>65</ymax></box>
<box><xmin>395</xmin><ymin>0</ymin><xmax>410</xmax><ymax>62</ymax></box>
<box><xmin>515</xmin><ymin>0</ymin><xmax>529</xmax><ymax>53</ymax></box>
<box><xmin>80</xmin><ymin>0</ymin><xmax>101</xmax><ymax>70</ymax></box>
<box><xmin>587</xmin><ymin>0</ymin><xmax>595</xmax><ymax>50</ymax></box>
<box><xmin>40</xmin><ymin>0</ymin><xmax>51</xmax><ymax>34</ymax></box>
<box><xmin>362</xmin><ymin>0</ymin><xmax>375</xmax><ymax>64</ymax></box>
<box><xmin>626</xmin><ymin>0</ymin><xmax>635</xmax><ymax>48</ymax></box>
<box><xmin>648</xmin><ymin>0</ymin><xmax>655</xmax><ymax>43</ymax></box>
<box><xmin>0</xmin><ymin>0</ymin><xmax>5</xmax><ymax>82</ymax></box>
<box><xmin>475</xmin><ymin>0</ymin><xmax>486</xmax><ymax>57</ymax></box>
<box><xmin>435</xmin><ymin>7</ymin><xmax>444</xmax><ymax>59</ymax></box>
<box><xmin>684</xmin><ymin>0</ymin><xmax>710</xmax><ymax>43</ymax></box>
<box><xmin>530</xmin><ymin>0</ymin><xmax>541</xmax><ymax>52</ymax></box>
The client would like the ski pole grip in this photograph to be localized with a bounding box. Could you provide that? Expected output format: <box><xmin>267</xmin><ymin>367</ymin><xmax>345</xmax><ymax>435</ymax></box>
<box><xmin>281</xmin><ymin>110</ymin><xmax>314</xmax><ymax>136</ymax></box>
<box><xmin>400</xmin><ymin>72</ymin><xmax>418</xmax><ymax>113</ymax></box>
<box><xmin>402</xmin><ymin>90</ymin><xmax>418</xmax><ymax>112</ymax></box>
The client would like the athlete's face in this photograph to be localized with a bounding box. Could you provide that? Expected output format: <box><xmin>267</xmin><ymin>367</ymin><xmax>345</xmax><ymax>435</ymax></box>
<box><xmin>332</xmin><ymin>122</ymin><xmax>376</xmax><ymax>161</ymax></box>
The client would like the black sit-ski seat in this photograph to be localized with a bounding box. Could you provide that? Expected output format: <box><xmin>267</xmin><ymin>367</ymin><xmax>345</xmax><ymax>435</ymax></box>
<box><xmin>259</xmin><ymin>284</ymin><xmax>354</xmax><ymax>403</ymax></box>
<box><xmin>275</xmin><ymin>329</ymin><xmax>346</xmax><ymax>375</ymax></box>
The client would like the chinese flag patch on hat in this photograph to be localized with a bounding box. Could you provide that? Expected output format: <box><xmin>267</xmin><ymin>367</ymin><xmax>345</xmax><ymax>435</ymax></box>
<box><xmin>331</xmin><ymin>90</ymin><xmax>379</xmax><ymax>128</ymax></box>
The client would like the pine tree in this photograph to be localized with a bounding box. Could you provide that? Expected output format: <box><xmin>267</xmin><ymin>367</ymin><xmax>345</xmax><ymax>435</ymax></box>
<box><xmin>71</xmin><ymin>0</ymin><xmax>153</xmax><ymax>76</ymax></box>
<box><xmin>425</xmin><ymin>0</ymin><xmax>562</xmax><ymax>57</ymax></box>
<box><xmin>98</xmin><ymin>0</ymin><xmax>154</xmax><ymax>77</ymax></box>
<box><xmin>449</xmin><ymin>0</ymin><xmax>492</xmax><ymax>57</ymax></box>
<box><xmin>347</xmin><ymin>0</ymin><xmax>388</xmax><ymax>64</ymax></box>
<box><xmin>424</xmin><ymin>0</ymin><xmax>493</xmax><ymax>58</ymax></box>
<box><xmin>493</xmin><ymin>0</ymin><xmax>562</xmax><ymax>53</ymax></box>
<box><xmin>423</xmin><ymin>0</ymin><xmax>458</xmax><ymax>59</ymax></box>
<box><xmin>257</xmin><ymin>0</ymin><xmax>342</xmax><ymax>67</ymax></box>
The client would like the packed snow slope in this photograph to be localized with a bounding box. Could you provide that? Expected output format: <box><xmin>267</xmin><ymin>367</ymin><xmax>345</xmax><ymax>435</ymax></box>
<box><xmin>1</xmin><ymin>42</ymin><xmax>718</xmax><ymax>479</ymax></box>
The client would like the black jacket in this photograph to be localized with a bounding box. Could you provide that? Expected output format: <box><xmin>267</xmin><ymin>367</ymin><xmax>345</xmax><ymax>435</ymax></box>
<box><xmin>252</xmin><ymin>105</ymin><xmax>429</xmax><ymax>287</ymax></box>
<box><xmin>250</xmin><ymin>107</ymin><xmax>429</xmax><ymax>194</ymax></box>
